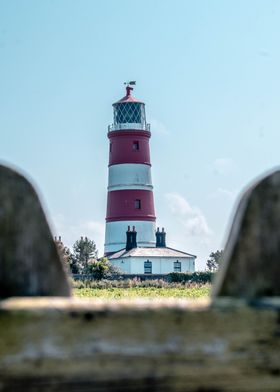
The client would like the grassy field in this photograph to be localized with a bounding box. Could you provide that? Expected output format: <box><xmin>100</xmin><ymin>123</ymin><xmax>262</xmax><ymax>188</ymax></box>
<box><xmin>74</xmin><ymin>285</ymin><xmax>211</xmax><ymax>299</ymax></box>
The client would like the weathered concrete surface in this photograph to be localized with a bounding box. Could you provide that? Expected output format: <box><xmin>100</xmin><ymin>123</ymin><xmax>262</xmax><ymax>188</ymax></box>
<box><xmin>213</xmin><ymin>169</ymin><xmax>280</xmax><ymax>299</ymax></box>
<box><xmin>0</xmin><ymin>297</ymin><xmax>280</xmax><ymax>391</ymax></box>
<box><xmin>1</xmin><ymin>164</ymin><xmax>280</xmax><ymax>390</ymax></box>
<box><xmin>0</xmin><ymin>165</ymin><xmax>70</xmax><ymax>298</ymax></box>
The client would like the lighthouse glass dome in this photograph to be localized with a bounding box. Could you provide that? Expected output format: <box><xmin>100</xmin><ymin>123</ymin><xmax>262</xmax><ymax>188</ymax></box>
<box><xmin>114</xmin><ymin>102</ymin><xmax>145</xmax><ymax>125</ymax></box>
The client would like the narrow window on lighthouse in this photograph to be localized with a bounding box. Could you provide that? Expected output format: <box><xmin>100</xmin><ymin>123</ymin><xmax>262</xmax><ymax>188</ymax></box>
<box><xmin>110</xmin><ymin>143</ymin><xmax>112</xmax><ymax>152</ymax></box>
<box><xmin>132</xmin><ymin>141</ymin><xmax>139</xmax><ymax>150</ymax></box>
<box><xmin>134</xmin><ymin>199</ymin><xmax>141</xmax><ymax>209</ymax></box>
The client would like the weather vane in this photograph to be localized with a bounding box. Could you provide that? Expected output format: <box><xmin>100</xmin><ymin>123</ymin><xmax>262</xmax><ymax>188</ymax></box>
<box><xmin>124</xmin><ymin>81</ymin><xmax>136</xmax><ymax>87</ymax></box>
<box><xmin>124</xmin><ymin>81</ymin><xmax>136</xmax><ymax>95</ymax></box>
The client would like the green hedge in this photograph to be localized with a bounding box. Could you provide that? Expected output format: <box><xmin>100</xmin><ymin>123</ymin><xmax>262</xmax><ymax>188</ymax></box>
<box><xmin>167</xmin><ymin>271</ymin><xmax>214</xmax><ymax>284</ymax></box>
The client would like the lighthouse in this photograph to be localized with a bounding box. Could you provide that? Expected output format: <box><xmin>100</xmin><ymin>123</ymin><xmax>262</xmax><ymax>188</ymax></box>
<box><xmin>104</xmin><ymin>82</ymin><xmax>196</xmax><ymax>274</ymax></box>
<box><xmin>104</xmin><ymin>82</ymin><xmax>156</xmax><ymax>255</ymax></box>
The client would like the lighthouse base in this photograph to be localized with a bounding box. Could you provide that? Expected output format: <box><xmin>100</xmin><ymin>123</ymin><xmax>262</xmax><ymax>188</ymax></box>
<box><xmin>104</xmin><ymin>220</ymin><xmax>156</xmax><ymax>255</ymax></box>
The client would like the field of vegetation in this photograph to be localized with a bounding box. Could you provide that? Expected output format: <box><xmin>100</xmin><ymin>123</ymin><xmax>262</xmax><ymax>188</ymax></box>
<box><xmin>73</xmin><ymin>279</ymin><xmax>211</xmax><ymax>299</ymax></box>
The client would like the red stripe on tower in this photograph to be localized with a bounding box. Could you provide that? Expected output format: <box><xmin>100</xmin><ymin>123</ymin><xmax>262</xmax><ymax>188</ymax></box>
<box><xmin>108</xmin><ymin>131</ymin><xmax>151</xmax><ymax>166</ymax></box>
<box><xmin>106</xmin><ymin>189</ymin><xmax>156</xmax><ymax>222</ymax></box>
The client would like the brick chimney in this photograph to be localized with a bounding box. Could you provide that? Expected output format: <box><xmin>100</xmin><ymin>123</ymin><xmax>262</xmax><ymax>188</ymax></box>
<box><xmin>126</xmin><ymin>226</ymin><xmax>137</xmax><ymax>251</ymax></box>
<box><xmin>156</xmin><ymin>227</ymin><xmax>166</xmax><ymax>247</ymax></box>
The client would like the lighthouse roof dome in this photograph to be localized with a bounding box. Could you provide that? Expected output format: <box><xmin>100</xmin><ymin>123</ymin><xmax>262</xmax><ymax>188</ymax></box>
<box><xmin>113</xmin><ymin>86</ymin><xmax>144</xmax><ymax>106</ymax></box>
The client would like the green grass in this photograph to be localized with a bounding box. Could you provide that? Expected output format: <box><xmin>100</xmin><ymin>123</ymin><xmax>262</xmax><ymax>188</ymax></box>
<box><xmin>74</xmin><ymin>286</ymin><xmax>211</xmax><ymax>299</ymax></box>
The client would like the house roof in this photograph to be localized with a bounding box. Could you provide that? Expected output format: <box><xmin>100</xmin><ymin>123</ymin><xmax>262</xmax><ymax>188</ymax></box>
<box><xmin>108</xmin><ymin>247</ymin><xmax>196</xmax><ymax>260</ymax></box>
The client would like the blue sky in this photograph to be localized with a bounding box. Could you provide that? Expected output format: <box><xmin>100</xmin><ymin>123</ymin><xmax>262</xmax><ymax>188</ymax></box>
<box><xmin>1</xmin><ymin>0</ymin><xmax>280</xmax><ymax>269</ymax></box>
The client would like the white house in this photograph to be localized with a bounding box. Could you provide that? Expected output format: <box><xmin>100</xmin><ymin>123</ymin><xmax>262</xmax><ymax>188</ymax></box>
<box><xmin>108</xmin><ymin>227</ymin><xmax>196</xmax><ymax>275</ymax></box>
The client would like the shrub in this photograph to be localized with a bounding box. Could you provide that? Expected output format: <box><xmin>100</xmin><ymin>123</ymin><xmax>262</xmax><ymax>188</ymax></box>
<box><xmin>71</xmin><ymin>276</ymin><xmax>213</xmax><ymax>289</ymax></box>
<box><xmin>167</xmin><ymin>271</ymin><xmax>214</xmax><ymax>284</ymax></box>
<box><xmin>87</xmin><ymin>257</ymin><xmax>122</xmax><ymax>280</ymax></box>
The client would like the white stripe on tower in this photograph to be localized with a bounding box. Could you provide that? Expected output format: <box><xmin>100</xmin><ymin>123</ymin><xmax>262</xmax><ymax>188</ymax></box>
<box><xmin>108</xmin><ymin>163</ymin><xmax>153</xmax><ymax>191</ymax></box>
<box><xmin>104</xmin><ymin>220</ymin><xmax>156</xmax><ymax>254</ymax></box>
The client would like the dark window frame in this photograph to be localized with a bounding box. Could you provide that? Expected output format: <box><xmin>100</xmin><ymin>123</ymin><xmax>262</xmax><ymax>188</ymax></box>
<box><xmin>144</xmin><ymin>260</ymin><xmax>152</xmax><ymax>274</ymax></box>
<box><xmin>134</xmin><ymin>199</ymin><xmax>141</xmax><ymax>209</ymax></box>
<box><xmin>174</xmin><ymin>260</ymin><xmax>181</xmax><ymax>272</ymax></box>
<box><xmin>132</xmin><ymin>141</ymin><xmax>139</xmax><ymax>151</ymax></box>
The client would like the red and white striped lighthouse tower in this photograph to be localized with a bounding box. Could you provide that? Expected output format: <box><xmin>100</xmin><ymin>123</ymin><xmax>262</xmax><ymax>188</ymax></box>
<box><xmin>104</xmin><ymin>82</ymin><xmax>156</xmax><ymax>255</ymax></box>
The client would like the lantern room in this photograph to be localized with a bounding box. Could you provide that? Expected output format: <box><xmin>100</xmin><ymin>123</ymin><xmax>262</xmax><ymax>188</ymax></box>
<box><xmin>109</xmin><ymin>85</ymin><xmax>147</xmax><ymax>131</ymax></box>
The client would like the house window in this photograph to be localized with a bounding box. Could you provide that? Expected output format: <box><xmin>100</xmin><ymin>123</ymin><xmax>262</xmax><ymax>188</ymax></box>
<box><xmin>174</xmin><ymin>261</ymin><xmax>181</xmax><ymax>272</ymax></box>
<box><xmin>144</xmin><ymin>260</ymin><xmax>152</xmax><ymax>274</ymax></box>
<box><xmin>134</xmin><ymin>199</ymin><xmax>141</xmax><ymax>209</ymax></box>
<box><xmin>132</xmin><ymin>141</ymin><xmax>139</xmax><ymax>150</ymax></box>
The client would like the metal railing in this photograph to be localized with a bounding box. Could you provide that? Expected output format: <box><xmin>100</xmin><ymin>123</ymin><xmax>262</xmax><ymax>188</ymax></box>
<box><xmin>108</xmin><ymin>123</ymin><xmax>150</xmax><ymax>132</ymax></box>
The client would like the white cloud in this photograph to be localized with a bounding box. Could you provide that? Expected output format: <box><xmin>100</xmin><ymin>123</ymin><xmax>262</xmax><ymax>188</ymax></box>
<box><xmin>182</xmin><ymin>215</ymin><xmax>212</xmax><ymax>237</ymax></box>
<box><xmin>166</xmin><ymin>193</ymin><xmax>193</xmax><ymax>215</ymax></box>
<box><xmin>209</xmin><ymin>187</ymin><xmax>238</xmax><ymax>201</ymax></box>
<box><xmin>212</xmin><ymin>158</ymin><xmax>235</xmax><ymax>175</ymax></box>
<box><xmin>165</xmin><ymin>193</ymin><xmax>212</xmax><ymax>238</ymax></box>
<box><xmin>50</xmin><ymin>214</ymin><xmax>105</xmax><ymax>256</ymax></box>
<box><xmin>150</xmin><ymin>118</ymin><xmax>169</xmax><ymax>135</ymax></box>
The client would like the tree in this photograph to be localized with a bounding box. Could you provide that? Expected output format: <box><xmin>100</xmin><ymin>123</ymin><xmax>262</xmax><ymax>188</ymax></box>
<box><xmin>54</xmin><ymin>236</ymin><xmax>73</xmax><ymax>273</ymax></box>
<box><xmin>87</xmin><ymin>257</ymin><xmax>121</xmax><ymax>280</ymax></box>
<box><xmin>87</xmin><ymin>257</ymin><xmax>109</xmax><ymax>280</ymax></box>
<box><xmin>67</xmin><ymin>252</ymin><xmax>81</xmax><ymax>274</ymax></box>
<box><xmin>72</xmin><ymin>236</ymin><xmax>98</xmax><ymax>274</ymax></box>
<box><xmin>206</xmin><ymin>250</ymin><xmax>224</xmax><ymax>272</ymax></box>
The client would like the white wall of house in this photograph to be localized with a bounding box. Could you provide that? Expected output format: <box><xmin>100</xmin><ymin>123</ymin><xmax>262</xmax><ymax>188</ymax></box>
<box><xmin>112</xmin><ymin>258</ymin><xmax>131</xmax><ymax>274</ymax></box>
<box><xmin>111</xmin><ymin>256</ymin><xmax>195</xmax><ymax>274</ymax></box>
